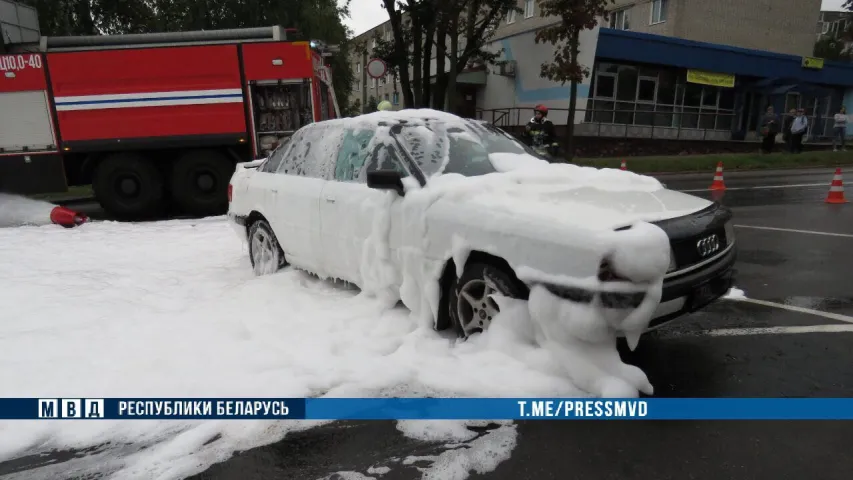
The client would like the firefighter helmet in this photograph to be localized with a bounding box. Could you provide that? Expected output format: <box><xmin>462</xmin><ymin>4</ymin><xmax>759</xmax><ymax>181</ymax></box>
<box><xmin>377</xmin><ymin>100</ymin><xmax>393</xmax><ymax>111</ymax></box>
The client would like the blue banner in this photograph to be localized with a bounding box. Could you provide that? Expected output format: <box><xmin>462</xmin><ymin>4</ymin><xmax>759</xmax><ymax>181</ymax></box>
<box><xmin>2</xmin><ymin>398</ymin><xmax>853</xmax><ymax>420</ymax></box>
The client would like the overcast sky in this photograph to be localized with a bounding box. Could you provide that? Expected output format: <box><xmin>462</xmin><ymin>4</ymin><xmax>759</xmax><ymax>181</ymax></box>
<box><xmin>341</xmin><ymin>0</ymin><xmax>850</xmax><ymax>37</ymax></box>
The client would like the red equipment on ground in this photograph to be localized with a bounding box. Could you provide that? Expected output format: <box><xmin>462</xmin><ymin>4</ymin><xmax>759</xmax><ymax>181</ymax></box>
<box><xmin>50</xmin><ymin>206</ymin><xmax>88</xmax><ymax>228</ymax></box>
<box><xmin>1</xmin><ymin>26</ymin><xmax>340</xmax><ymax>220</ymax></box>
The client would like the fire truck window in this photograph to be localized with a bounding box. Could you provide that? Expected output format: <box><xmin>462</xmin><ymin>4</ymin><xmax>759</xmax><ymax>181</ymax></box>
<box><xmin>335</xmin><ymin>128</ymin><xmax>376</xmax><ymax>182</ymax></box>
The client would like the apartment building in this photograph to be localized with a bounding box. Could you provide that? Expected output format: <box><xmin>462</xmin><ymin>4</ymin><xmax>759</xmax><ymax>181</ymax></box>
<box><xmin>349</xmin><ymin>23</ymin><xmax>402</xmax><ymax>112</ymax></box>
<box><xmin>603</xmin><ymin>0</ymin><xmax>821</xmax><ymax>57</ymax></box>
<box><xmin>348</xmin><ymin>0</ymin><xmax>832</xmax><ymax>126</ymax></box>
<box><xmin>816</xmin><ymin>10</ymin><xmax>850</xmax><ymax>41</ymax></box>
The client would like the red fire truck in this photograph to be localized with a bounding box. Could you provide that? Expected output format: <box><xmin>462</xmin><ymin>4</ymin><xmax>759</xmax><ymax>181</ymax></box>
<box><xmin>0</xmin><ymin>26</ymin><xmax>339</xmax><ymax>218</ymax></box>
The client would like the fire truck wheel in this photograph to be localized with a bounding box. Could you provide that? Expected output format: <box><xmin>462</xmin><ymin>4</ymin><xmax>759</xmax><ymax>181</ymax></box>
<box><xmin>171</xmin><ymin>150</ymin><xmax>234</xmax><ymax>217</ymax></box>
<box><xmin>93</xmin><ymin>153</ymin><xmax>165</xmax><ymax>219</ymax></box>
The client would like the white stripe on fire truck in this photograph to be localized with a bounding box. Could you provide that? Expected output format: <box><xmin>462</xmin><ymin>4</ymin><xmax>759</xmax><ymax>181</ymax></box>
<box><xmin>53</xmin><ymin>89</ymin><xmax>244</xmax><ymax>111</ymax></box>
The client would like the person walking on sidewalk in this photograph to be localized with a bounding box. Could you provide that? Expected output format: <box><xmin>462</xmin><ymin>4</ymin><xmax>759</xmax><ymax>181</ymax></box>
<box><xmin>782</xmin><ymin>108</ymin><xmax>796</xmax><ymax>152</ymax></box>
<box><xmin>790</xmin><ymin>108</ymin><xmax>808</xmax><ymax>154</ymax></box>
<box><xmin>759</xmin><ymin>105</ymin><xmax>779</xmax><ymax>154</ymax></box>
<box><xmin>833</xmin><ymin>106</ymin><xmax>848</xmax><ymax>152</ymax></box>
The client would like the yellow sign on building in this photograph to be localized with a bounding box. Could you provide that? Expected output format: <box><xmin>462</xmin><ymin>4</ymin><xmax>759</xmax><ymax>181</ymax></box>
<box><xmin>687</xmin><ymin>69</ymin><xmax>736</xmax><ymax>88</ymax></box>
<box><xmin>802</xmin><ymin>57</ymin><xmax>824</xmax><ymax>69</ymax></box>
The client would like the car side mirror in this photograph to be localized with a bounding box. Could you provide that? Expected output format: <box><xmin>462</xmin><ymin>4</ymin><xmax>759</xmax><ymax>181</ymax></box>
<box><xmin>366</xmin><ymin>170</ymin><xmax>406</xmax><ymax>196</ymax></box>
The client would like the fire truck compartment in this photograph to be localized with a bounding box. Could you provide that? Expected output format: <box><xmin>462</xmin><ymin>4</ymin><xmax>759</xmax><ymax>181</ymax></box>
<box><xmin>250</xmin><ymin>81</ymin><xmax>312</xmax><ymax>157</ymax></box>
<box><xmin>47</xmin><ymin>44</ymin><xmax>247</xmax><ymax>145</ymax></box>
<box><xmin>0</xmin><ymin>90</ymin><xmax>56</xmax><ymax>152</ymax></box>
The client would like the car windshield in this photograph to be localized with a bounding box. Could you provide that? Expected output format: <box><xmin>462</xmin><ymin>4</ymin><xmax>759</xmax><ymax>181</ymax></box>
<box><xmin>392</xmin><ymin>120</ymin><xmax>547</xmax><ymax>177</ymax></box>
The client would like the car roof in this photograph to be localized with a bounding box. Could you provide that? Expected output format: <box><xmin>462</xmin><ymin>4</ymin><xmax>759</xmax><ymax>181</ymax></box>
<box><xmin>312</xmin><ymin>108</ymin><xmax>478</xmax><ymax>130</ymax></box>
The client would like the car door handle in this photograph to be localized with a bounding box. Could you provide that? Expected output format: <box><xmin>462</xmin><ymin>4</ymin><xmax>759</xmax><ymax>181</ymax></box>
<box><xmin>324</xmin><ymin>196</ymin><xmax>336</xmax><ymax>203</ymax></box>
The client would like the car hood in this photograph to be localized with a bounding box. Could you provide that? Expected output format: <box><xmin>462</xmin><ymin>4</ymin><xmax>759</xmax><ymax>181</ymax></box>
<box><xmin>423</xmin><ymin>166</ymin><xmax>712</xmax><ymax>232</ymax></box>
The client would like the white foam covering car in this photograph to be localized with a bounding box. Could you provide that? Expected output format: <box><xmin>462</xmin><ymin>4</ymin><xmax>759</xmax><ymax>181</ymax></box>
<box><xmin>227</xmin><ymin>109</ymin><xmax>736</xmax><ymax>348</ymax></box>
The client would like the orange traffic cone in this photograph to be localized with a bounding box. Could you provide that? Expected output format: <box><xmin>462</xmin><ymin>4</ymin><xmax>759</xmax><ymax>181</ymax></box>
<box><xmin>50</xmin><ymin>206</ymin><xmax>89</xmax><ymax>228</ymax></box>
<box><xmin>709</xmin><ymin>162</ymin><xmax>726</xmax><ymax>191</ymax></box>
<box><xmin>825</xmin><ymin>167</ymin><xmax>848</xmax><ymax>204</ymax></box>
<box><xmin>620</xmin><ymin>159</ymin><xmax>627</xmax><ymax>171</ymax></box>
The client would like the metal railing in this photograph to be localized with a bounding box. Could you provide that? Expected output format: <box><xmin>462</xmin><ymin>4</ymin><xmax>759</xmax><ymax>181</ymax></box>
<box><xmin>475</xmin><ymin>106</ymin><xmax>737</xmax><ymax>142</ymax></box>
<box><xmin>474</xmin><ymin>106</ymin><xmax>848</xmax><ymax>143</ymax></box>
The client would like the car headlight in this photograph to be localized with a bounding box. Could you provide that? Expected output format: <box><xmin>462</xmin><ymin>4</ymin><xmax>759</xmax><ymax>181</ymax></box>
<box><xmin>667</xmin><ymin>248</ymin><xmax>677</xmax><ymax>273</ymax></box>
<box><xmin>724</xmin><ymin>222</ymin><xmax>735</xmax><ymax>245</ymax></box>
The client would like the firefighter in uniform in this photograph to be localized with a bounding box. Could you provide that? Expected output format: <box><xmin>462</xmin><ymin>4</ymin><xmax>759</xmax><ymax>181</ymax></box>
<box><xmin>523</xmin><ymin>104</ymin><xmax>560</xmax><ymax>159</ymax></box>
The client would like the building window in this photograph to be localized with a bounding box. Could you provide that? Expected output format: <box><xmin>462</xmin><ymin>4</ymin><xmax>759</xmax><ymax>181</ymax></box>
<box><xmin>354</xmin><ymin>80</ymin><xmax>360</xmax><ymax>92</ymax></box>
<box><xmin>524</xmin><ymin>0</ymin><xmax>535</xmax><ymax>19</ymax></box>
<box><xmin>507</xmin><ymin>9</ymin><xmax>516</xmax><ymax>24</ymax></box>
<box><xmin>650</xmin><ymin>0</ymin><xmax>667</xmax><ymax>24</ymax></box>
<box><xmin>609</xmin><ymin>8</ymin><xmax>630</xmax><ymax>30</ymax></box>
<box><xmin>356</xmin><ymin>63</ymin><xmax>361</xmax><ymax>73</ymax></box>
<box><xmin>392</xmin><ymin>92</ymin><xmax>399</xmax><ymax>105</ymax></box>
<box><xmin>585</xmin><ymin>62</ymin><xmax>736</xmax><ymax>133</ymax></box>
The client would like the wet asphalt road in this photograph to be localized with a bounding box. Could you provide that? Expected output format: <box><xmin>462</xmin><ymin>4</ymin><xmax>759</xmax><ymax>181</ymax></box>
<box><xmin>17</xmin><ymin>167</ymin><xmax>853</xmax><ymax>480</ymax></box>
<box><xmin>187</xmin><ymin>167</ymin><xmax>853</xmax><ymax>480</ymax></box>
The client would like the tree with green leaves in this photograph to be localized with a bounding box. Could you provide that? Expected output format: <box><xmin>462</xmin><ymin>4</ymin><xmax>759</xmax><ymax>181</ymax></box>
<box><xmin>814</xmin><ymin>36</ymin><xmax>852</xmax><ymax>61</ymax></box>
<box><xmin>365</xmin><ymin>95</ymin><xmax>379</xmax><ymax>113</ymax></box>
<box><xmin>535</xmin><ymin>0</ymin><xmax>611</xmax><ymax>159</ymax></box>
<box><xmin>378</xmin><ymin>0</ymin><xmax>515</xmax><ymax>112</ymax></box>
<box><xmin>21</xmin><ymin>0</ymin><xmax>154</xmax><ymax>36</ymax></box>
<box><xmin>441</xmin><ymin>0</ymin><xmax>517</xmax><ymax>113</ymax></box>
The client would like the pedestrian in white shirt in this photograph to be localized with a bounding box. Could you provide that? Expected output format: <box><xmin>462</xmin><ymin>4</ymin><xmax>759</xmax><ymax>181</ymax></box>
<box><xmin>833</xmin><ymin>106</ymin><xmax>848</xmax><ymax>152</ymax></box>
<box><xmin>790</xmin><ymin>108</ymin><xmax>808</xmax><ymax>154</ymax></box>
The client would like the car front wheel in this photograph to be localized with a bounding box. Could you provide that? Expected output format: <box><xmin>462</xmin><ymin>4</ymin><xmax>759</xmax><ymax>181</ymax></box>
<box><xmin>448</xmin><ymin>262</ymin><xmax>527</xmax><ymax>338</ymax></box>
<box><xmin>248</xmin><ymin>219</ymin><xmax>286</xmax><ymax>276</ymax></box>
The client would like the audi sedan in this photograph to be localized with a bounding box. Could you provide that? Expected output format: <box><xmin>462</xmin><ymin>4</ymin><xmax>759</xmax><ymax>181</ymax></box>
<box><xmin>226</xmin><ymin>109</ymin><xmax>736</xmax><ymax>339</ymax></box>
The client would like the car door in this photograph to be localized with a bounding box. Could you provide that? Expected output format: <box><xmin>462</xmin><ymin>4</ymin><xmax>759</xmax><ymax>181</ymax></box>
<box><xmin>276</xmin><ymin>123</ymin><xmax>343</xmax><ymax>276</ymax></box>
<box><xmin>320</xmin><ymin>127</ymin><xmax>411</xmax><ymax>285</ymax></box>
<box><xmin>272</xmin><ymin>124</ymin><xmax>345</xmax><ymax>277</ymax></box>
<box><xmin>244</xmin><ymin>140</ymin><xmax>293</xmax><ymax>244</ymax></box>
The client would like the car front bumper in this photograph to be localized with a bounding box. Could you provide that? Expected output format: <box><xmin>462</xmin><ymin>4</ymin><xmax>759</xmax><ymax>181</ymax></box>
<box><xmin>647</xmin><ymin>242</ymin><xmax>737</xmax><ymax>329</ymax></box>
<box><xmin>534</xmin><ymin>242</ymin><xmax>736</xmax><ymax>331</ymax></box>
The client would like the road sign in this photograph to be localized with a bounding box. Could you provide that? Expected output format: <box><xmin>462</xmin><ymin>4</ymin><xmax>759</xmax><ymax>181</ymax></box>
<box><xmin>366</xmin><ymin>58</ymin><xmax>387</xmax><ymax>79</ymax></box>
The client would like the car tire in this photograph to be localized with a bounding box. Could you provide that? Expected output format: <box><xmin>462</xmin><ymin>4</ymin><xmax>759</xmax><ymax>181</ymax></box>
<box><xmin>170</xmin><ymin>149</ymin><xmax>234</xmax><ymax>217</ymax></box>
<box><xmin>448</xmin><ymin>262</ymin><xmax>527</xmax><ymax>339</ymax></box>
<box><xmin>248</xmin><ymin>219</ymin><xmax>287</xmax><ymax>276</ymax></box>
<box><xmin>92</xmin><ymin>152</ymin><xmax>165</xmax><ymax>219</ymax></box>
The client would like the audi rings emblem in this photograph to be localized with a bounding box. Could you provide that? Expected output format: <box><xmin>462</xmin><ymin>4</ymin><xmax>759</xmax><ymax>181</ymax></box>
<box><xmin>696</xmin><ymin>234</ymin><xmax>721</xmax><ymax>257</ymax></box>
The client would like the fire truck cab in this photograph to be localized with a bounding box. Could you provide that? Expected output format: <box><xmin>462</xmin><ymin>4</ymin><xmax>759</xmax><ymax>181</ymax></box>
<box><xmin>0</xmin><ymin>21</ymin><xmax>339</xmax><ymax>219</ymax></box>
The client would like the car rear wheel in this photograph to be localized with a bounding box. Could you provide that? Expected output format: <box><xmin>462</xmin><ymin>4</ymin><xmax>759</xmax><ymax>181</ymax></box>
<box><xmin>248</xmin><ymin>219</ymin><xmax>286</xmax><ymax>276</ymax></box>
<box><xmin>448</xmin><ymin>262</ymin><xmax>527</xmax><ymax>338</ymax></box>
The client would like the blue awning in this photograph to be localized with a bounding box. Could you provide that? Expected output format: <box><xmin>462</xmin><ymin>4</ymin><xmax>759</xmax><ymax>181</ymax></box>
<box><xmin>596</xmin><ymin>28</ymin><xmax>853</xmax><ymax>88</ymax></box>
